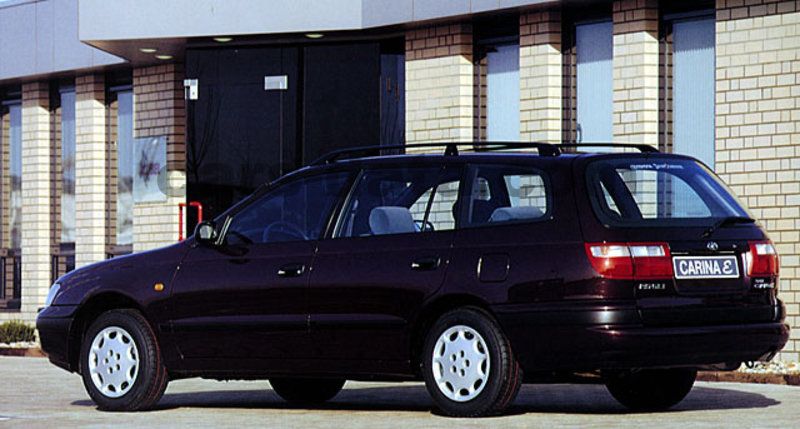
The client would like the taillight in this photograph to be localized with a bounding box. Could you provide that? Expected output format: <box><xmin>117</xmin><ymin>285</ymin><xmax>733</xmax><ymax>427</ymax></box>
<box><xmin>747</xmin><ymin>240</ymin><xmax>779</xmax><ymax>277</ymax></box>
<box><xmin>585</xmin><ymin>242</ymin><xmax>673</xmax><ymax>280</ymax></box>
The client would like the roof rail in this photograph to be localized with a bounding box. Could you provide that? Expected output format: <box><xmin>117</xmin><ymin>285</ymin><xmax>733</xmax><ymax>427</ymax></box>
<box><xmin>558</xmin><ymin>142</ymin><xmax>659</xmax><ymax>153</ymax></box>
<box><xmin>310</xmin><ymin>142</ymin><xmax>562</xmax><ymax>165</ymax></box>
<box><xmin>310</xmin><ymin>141</ymin><xmax>659</xmax><ymax>165</ymax></box>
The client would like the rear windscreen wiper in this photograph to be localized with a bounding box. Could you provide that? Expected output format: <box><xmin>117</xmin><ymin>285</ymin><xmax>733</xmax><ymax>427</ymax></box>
<box><xmin>701</xmin><ymin>216</ymin><xmax>755</xmax><ymax>238</ymax></box>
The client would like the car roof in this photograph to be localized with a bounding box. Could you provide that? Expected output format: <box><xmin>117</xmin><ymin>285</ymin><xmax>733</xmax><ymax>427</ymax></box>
<box><xmin>274</xmin><ymin>150</ymin><xmax>704</xmax><ymax>186</ymax></box>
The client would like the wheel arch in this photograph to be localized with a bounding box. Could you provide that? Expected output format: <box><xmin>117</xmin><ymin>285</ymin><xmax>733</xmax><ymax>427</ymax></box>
<box><xmin>67</xmin><ymin>292</ymin><xmax>151</xmax><ymax>373</ymax></box>
<box><xmin>408</xmin><ymin>294</ymin><xmax>497</xmax><ymax>376</ymax></box>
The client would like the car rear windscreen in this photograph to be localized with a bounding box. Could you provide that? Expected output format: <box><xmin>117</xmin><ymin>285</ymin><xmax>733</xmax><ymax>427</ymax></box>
<box><xmin>586</xmin><ymin>157</ymin><xmax>750</xmax><ymax>227</ymax></box>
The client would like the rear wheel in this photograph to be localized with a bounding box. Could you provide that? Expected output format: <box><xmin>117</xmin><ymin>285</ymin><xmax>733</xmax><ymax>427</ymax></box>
<box><xmin>604</xmin><ymin>368</ymin><xmax>697</xmax><ymax>411</ymax></box>
<box><xmin>269</xmin><ymin>378</ymin><xmax>345</xmax><ymax>404</ymax></box>
<box><xmin>422</xmin><ymin>307</ymin><xmax>522</xmax><ymax>417</ymax></box>
<box><xmin>80</xmin><ymin>309</ymin><xmax>169</xmax><ymax>411</ymax></box>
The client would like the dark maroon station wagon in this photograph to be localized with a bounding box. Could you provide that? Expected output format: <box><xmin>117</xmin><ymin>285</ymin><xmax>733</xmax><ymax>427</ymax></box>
<box><xmin>37</xmin><ymin>142</ymin><xmax>789</xmax><ymax>417</ymax></box>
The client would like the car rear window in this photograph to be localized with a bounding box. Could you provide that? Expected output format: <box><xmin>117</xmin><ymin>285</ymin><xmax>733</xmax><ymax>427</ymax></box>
<box><xmin>586</xmin><ymin>157</ymin><xmax>750</xmax><ymax>227</ymax></box>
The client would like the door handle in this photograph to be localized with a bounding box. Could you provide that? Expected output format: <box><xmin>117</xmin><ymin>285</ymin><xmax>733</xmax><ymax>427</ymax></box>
<box><xmin>411</xmin><ymin>256</ymin><xmax>441</xmax><ymax>271</ymax></box>
<box><xmin>277</xmin><ymin>264</ymin><xmax>306</xmax><ymax>278</ymax></box>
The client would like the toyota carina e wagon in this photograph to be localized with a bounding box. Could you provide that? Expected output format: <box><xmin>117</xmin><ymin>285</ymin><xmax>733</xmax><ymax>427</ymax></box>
<box><xmin>37</xmin><ymin>142</ymin><xmax>789</xmax><ymax>417</ymax></box>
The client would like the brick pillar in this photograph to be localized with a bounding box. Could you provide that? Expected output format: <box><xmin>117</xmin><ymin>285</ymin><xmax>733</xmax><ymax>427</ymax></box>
<box><xmin>520</xmin><ymin>10</ymin><xmax>563</xmax><ymax>143</ymax></box>
<box><xmin>132</xmin><ymin>64</ymin><xmax>186</xmax><ymax>252</ymax></box>
<box><xmin>716</xmin><ymin>0</ymin><xmax>800</xmax><ymax>363</ymax></box>
<box><xmin>74</xmin><ymin>74</ymin><xmax>109</xmax><ymax>268</ymax></box>
<box><xmin>612</xmin><ymin>0</ymin><xmax>660</xmax><ymax>147</ymax></box>
<box><xmin>20</xmin><ymin>82</ymin><xmax>52</xmax><ymax>315</ymax></box>
<box><xmin>405</xmin><ymin>24</ymin><xmax>474</xmax><ymax>150</ymax></box>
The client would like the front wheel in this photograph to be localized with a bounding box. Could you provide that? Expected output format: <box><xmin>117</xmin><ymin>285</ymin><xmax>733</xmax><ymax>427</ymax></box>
<box><xmin>603</xmin><ymin>368</ymin><xmax>697</xmax><ymax>411</ymax></box>
<box><xmin>80</xmin><ymin>309</ymin><xmax>169</xmax><ymax>411</ymax></box>
<box><xmin>269</xmin><ymin>378</ymin><xmax>345</xmax><ymax>404</ymax></box>
<box><xmin>422</xmin><ymin>307</ymin><xmax>522</xmax><ymax>417</ymax></box>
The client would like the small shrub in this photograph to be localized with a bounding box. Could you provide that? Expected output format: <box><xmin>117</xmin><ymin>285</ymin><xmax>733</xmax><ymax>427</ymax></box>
<box><xmin>0</xmin><ymin>320</ymin><xmax>36</xmax><ymax>344</ymax></box>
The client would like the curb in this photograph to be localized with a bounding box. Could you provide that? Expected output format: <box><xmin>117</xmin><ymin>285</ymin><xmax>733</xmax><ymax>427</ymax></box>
<box><xmin>698</xmin><ymin>371</ymin><xmax>800</xmax><ymax>386</ymax></box>
<box><xmin>0</xmin><ymin>348</ymin><xmax>45</xmax><ymax>358</ymax></box>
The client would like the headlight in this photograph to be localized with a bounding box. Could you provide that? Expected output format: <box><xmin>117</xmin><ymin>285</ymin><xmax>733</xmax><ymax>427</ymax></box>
<box><xmin>44</xmin><ymin>283</ymin><xmax>61</xmax><ymax>307</ymax></box>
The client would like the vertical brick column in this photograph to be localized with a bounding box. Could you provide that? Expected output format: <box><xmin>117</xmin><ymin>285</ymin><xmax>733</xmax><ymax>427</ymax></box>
<box><xmin>74</xmin><ymin>74</ymin><xmax>109</xmax><ymax>268</ymax></box>
<box><xmin>716</xmin><ymin>0</ymin><xmax>800</xmax><ymax>363</ymax></box>
<box><xmin>405</xmin><ymin>24</ymin><xmax>474</xmax><ymax>149</ymax></box>
<box><xmin>520</xmin><ymin>10</ymin><xmax>563</xmax><ymax>143</ymax></box>
<box><xmin>20</xmin><ymin>82</ymin><xmax>52</xmax><ymax>315</ymax></box>
<box><xmin>612</xmin><ymin>0</ymin><xmax>660</xmax><ymax>147</ymax></box>
<box><xmin>132</xmin><ymin>64</ymin><xmax>186</xmax><ymax>252</ymax></box>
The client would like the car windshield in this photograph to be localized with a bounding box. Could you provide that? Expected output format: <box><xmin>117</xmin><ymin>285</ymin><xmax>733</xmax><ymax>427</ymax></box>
<box><xmin>586</xmin><ymin>157</ymin><xmax>750</xmax><ymax>227</ymax></box>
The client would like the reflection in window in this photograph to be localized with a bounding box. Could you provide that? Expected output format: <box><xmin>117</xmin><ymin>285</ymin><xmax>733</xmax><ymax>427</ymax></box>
<box><xmin>486</xmin><ymin>44</ymin><xmax>520</xmax><ymax>141</ymax></box>
<box><xmin>60</xmin><ymin>89</ymin><xmax>76</xmax><ymax>243</ymax></box>
<box><xmin>673</xmin><ymin>18</ymin><xmax>715</xmax><ymax>168</ymax></box>
<box><xmin>9</xmin><ymin>103</ymin><xmax>22</xmax><ymax>249</ymax></box>
<box><xmin>576</xmin><ymin>21</ymin><xmax>613</xmax><ymax>143</ymax></box>
<box><xmin>116</xmin><ymin>90</ymin><xmax>134</xmax><ymax>246</ymax></box>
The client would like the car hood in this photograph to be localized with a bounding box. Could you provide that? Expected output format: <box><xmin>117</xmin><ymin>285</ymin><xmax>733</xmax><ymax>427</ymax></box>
<box><xmin>53</xmin><ymin>242</ymin><xmax>190</xmax><ymax>306</ymax></box>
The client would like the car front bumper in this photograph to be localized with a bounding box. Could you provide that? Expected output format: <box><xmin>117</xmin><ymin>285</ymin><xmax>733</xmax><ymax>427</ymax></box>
<box><xmin>36</xmin><ymin>305</ymin><xmax>78</xmax><ymax>372</ymax></box>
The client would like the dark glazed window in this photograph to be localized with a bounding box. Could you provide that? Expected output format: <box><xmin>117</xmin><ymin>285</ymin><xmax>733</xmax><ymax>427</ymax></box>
<box><xmin>225</xmin><ymin>172</ymin><xmax>350</xmax><ymax>245</ymax></box>
<box><xmin>8</xmin><ymin>102</ymin><xmax>22</xmax><ymax>249</ymax></box>
<box><xmin>462</xmin><ymin>165</ymin><xmax>550</xmax><ymax>227</ymax></box>
<box><xmin>60</xmin><ymin>88</ymin><xmax>76</xmax><ymax>243</ymax></box>
<box><xmin>116</xmin><ymin>90</ymin><xmax>134</xmax><ymax>246</ymax></box>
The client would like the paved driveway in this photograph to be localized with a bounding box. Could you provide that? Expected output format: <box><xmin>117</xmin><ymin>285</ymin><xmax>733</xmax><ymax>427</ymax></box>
<box><xmin>1</xmin><ymin>356</ymin><xmax>798</xmax><ymax>428</ymax></box>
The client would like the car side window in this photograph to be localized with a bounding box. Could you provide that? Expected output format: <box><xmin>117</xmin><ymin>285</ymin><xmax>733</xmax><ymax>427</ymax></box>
<box><xmin>225</xmin><ymin>172</ymin><xmax>349</xmax><ymax>245</ymax></box>
<box><xmin>463</xmin><ymin>165</ymin><xmax>550</xmax><ymax>227</ymax></box>
<box><xmin>336</xmin><ymin>167</ymin><xmax>462</xmax><ymax>238</ymax></box>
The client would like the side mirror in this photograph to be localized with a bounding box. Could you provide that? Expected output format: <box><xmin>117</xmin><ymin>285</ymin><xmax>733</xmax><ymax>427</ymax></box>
<box><xmin>194</xmin><ymin>221</ymin><xmax>218</xmax><ymax>245</ymax></box>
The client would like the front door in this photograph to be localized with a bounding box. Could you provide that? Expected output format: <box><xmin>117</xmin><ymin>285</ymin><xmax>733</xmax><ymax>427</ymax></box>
<box><xmin>168</xmin><ymin>171</ymin><xmax>351</xmax><ymax>371</ymax></box>
<box><xmin>308</xmin><ymin>164</ymin><xmax>463</xmax><ymax>374</ymax></box>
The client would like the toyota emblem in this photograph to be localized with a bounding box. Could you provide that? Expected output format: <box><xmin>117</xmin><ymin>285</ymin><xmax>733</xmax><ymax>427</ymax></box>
<box><xmin>707</xmin><ymin>241</ymin><xmax>719</xmax><ymax>251</ymax></box>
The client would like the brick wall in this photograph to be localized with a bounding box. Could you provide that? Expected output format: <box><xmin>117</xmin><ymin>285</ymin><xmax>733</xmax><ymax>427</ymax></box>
<box><xmin>520</xmin><ymin>10</ymin><xmax>563</xmax><ymax>143</ymax></box>
<box><xmin>132</xmin><ymin>64</ymin><xmax>186</xmax><ymax>252</ymax></box>
<box><xmin>18</xmin><ymin>82</ymin><xmax>51</xmax><ymax>320</ymax></box>
<box><xmin>405</xmin><ymin>24</ymin><xmax>474</xmax><ymax>149</ymax></box>
<box><xmin>715</xmin><ymin>0</ymin><xmax>800</xmax><ymax>362</ymax></box>
<box><xmin>74</xmin><ymin>74</ymin><xmax>109</xmax><ymax>267</ymax></box>
<box><xmin>612</xmin><ymin>0</ymin><xmax>660</xmax><ymax>146</ymax></box>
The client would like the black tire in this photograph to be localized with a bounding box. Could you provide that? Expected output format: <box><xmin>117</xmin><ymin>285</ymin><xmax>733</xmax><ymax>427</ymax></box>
<box><xmin>421</xmin><ymin>307</ymin><xmax>522</xmax><ymax>417</ymax></box>
<box><xmin>80</xmin><ymin>309</ymin><xmax>169</xmax><ymax>411</ymax></box>
<box><xmin>604</xmin><ymin>368</ymin><xmax>697</xmax><ymax>411</ymax></box>
<box><xmin>270</xmin><ymin>378</ymin><xmax>346</xmax><ymax>404</ymax></box>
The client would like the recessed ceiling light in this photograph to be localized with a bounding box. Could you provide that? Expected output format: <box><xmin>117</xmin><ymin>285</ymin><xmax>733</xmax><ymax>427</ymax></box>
<box><xmin>213</xmin><ymin>37</ymin><xmax>233</xmax><ymax>43</ymax></box>
<box><xmin>139</xmin><ymin>48</ymin><xmax>157</xmax><ymax>53</ymax></box>
<box><xmin>305</xmin><ymin>33</ymin><xmax>324</xmax><ymax>39</ymax></box>
<box><xmin>155</xmin><ymin>54</ymin><xmax>173</xmax><ymax>60</ymax></box>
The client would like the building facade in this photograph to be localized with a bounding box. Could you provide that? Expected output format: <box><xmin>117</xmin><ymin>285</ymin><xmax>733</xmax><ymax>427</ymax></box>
<box><xmin>0</xmin><ymin>0</ymin><xmax>798</xmax><ymax>362</ymax></box>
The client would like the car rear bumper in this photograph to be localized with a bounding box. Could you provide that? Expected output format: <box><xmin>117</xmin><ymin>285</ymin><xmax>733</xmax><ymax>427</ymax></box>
<box><xmin>494</xmin><ymin>304</ymin><xmax>789</xmax><ymax>372</ymax></box>
<box><xmin>36</xmin><ymin>305</ymin><xmax>78</xmax><ymax>372</ymax></box>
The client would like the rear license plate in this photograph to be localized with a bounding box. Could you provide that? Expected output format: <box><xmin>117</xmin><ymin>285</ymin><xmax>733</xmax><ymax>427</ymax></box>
<box><xmin>672</xmin><ymin>256</ymin><xmax>740</xmax><ymax>279</ymax></box>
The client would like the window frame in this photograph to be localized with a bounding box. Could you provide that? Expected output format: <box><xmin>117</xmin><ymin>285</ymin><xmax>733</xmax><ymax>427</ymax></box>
<box><xmin>457</xmin><ymin>163</ymin><xmax>554</xmax><ymax>230</ymax></box>
<box><xmin>217</xmin><ymin>169</ymin><xmax>356</xmax><ymax>246</ymax></box>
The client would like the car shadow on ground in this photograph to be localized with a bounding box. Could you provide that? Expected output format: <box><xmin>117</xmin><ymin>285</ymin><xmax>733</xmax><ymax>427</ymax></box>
<box><xmin>71</xmin><ymin>383</ymin><xmax>780</xmax><ymax>416</ymax></box>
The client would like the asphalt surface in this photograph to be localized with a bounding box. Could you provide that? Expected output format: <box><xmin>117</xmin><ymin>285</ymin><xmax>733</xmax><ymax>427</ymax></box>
<box><xmin>1</xmin><ymin>356</ymin><xmax>799</xmax><ymax>428</ymax></box>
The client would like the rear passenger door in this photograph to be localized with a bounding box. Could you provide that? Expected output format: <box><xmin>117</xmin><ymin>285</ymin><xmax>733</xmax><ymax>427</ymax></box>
<box><xmin>446</xmin><ymin>163</ymin><xmax>582</xmax><ymax>368</ymax></box>
<box><xmin>308</xmin><ymin>164</ymin><xmax>463</xmax><ymax>373</ymax></box>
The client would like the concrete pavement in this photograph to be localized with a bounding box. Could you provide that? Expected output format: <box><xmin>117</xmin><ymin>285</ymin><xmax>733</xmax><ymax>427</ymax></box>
<box><xmin>1</xmin><ymin>356</ymin><xmax>799</xmax><ymax>428</ymax></box>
